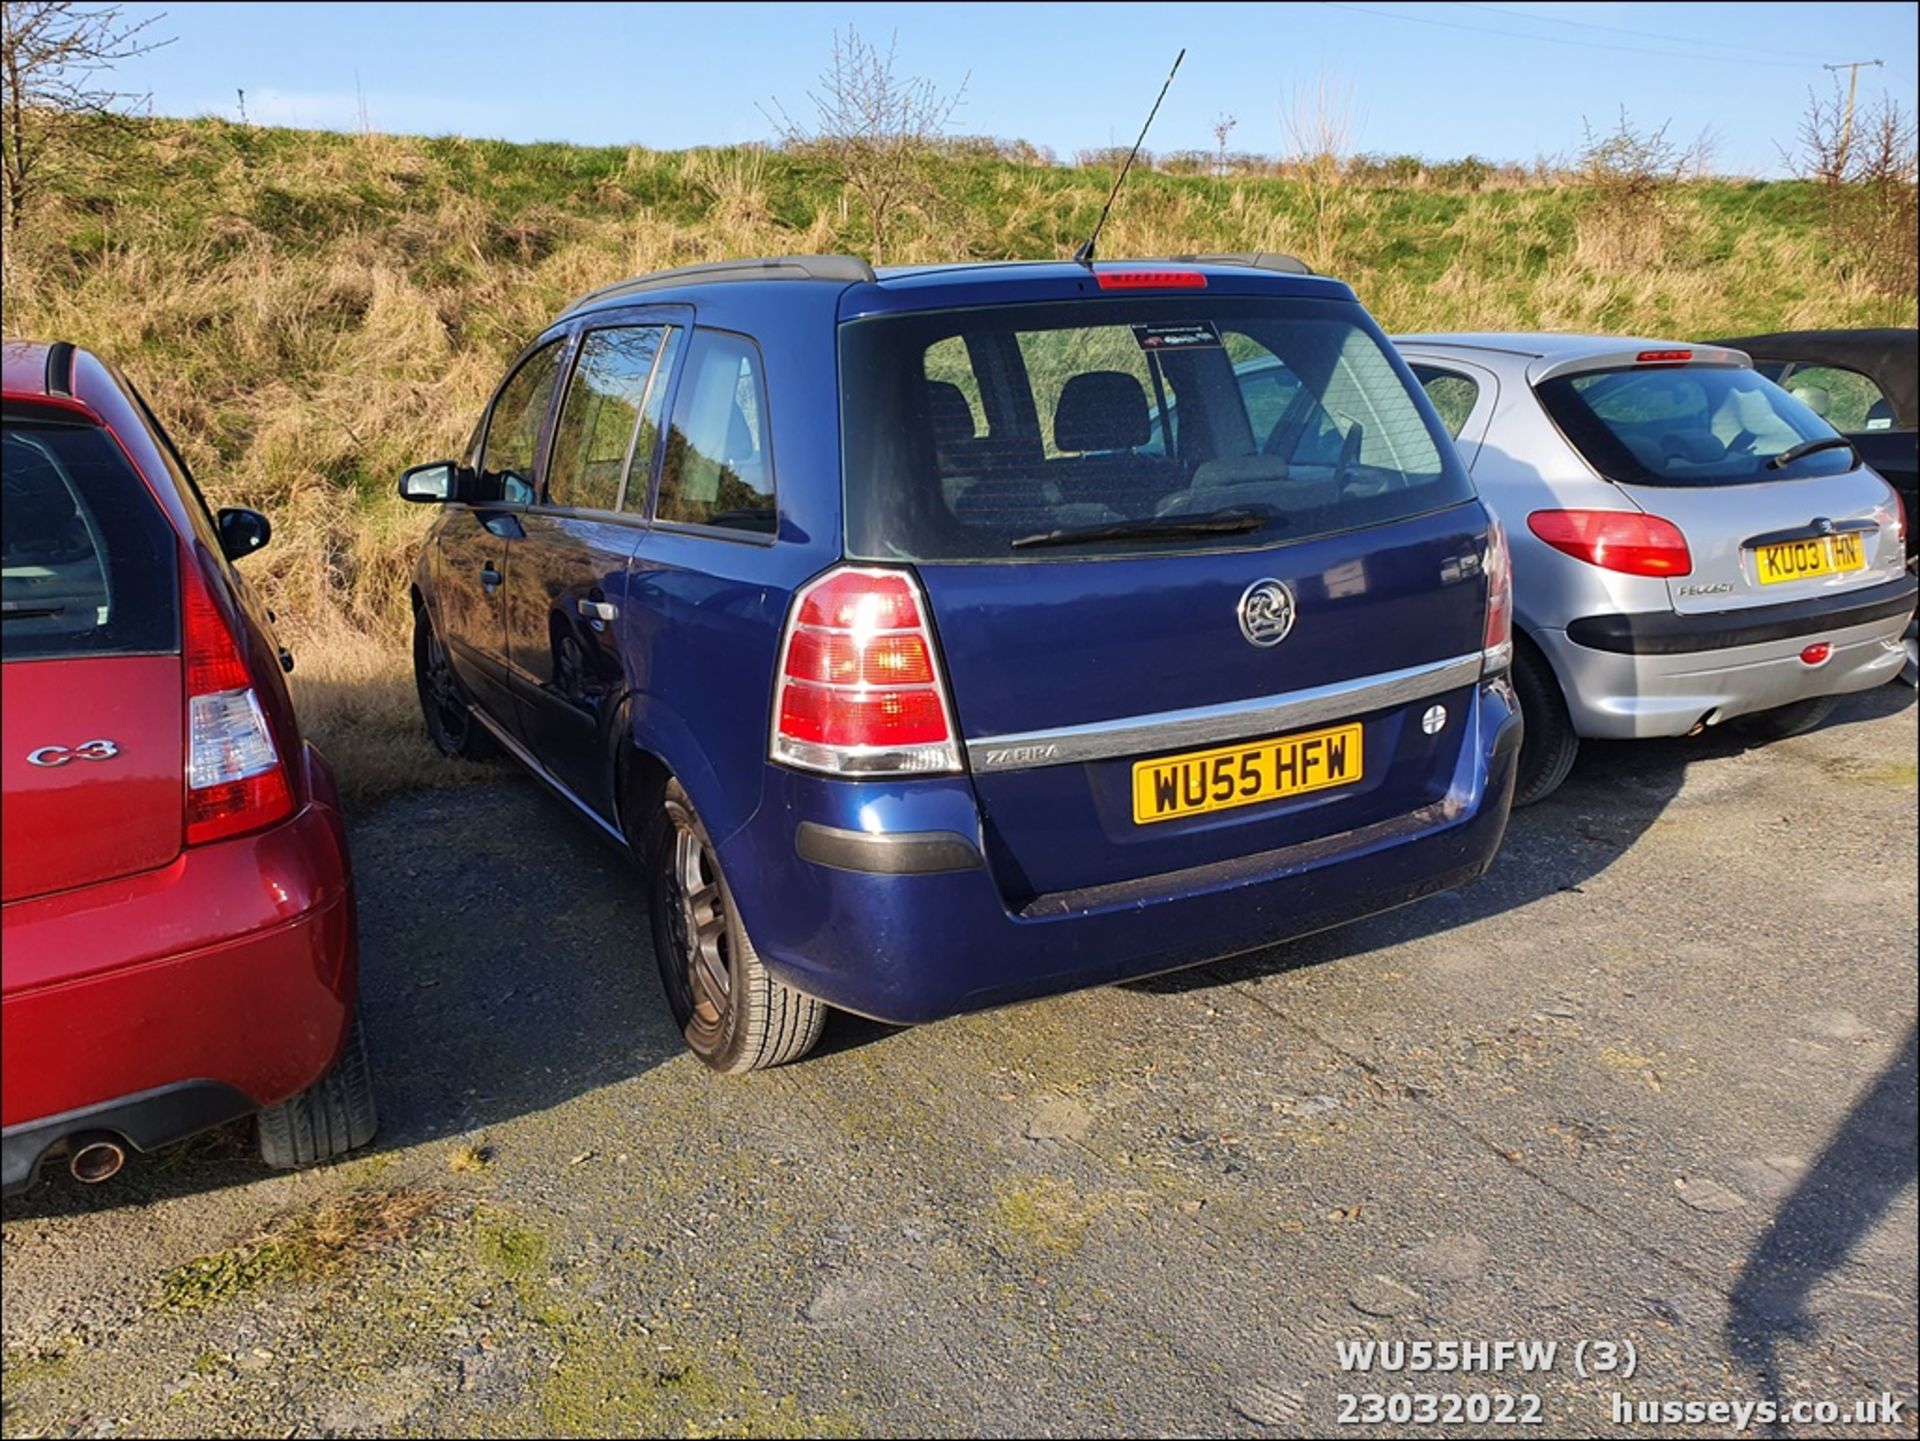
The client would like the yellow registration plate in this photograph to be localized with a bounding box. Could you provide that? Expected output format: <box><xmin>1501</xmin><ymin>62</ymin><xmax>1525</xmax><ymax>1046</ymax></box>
<box><xmin>1753</xmin><ymin>532</ymin><xmax>1866</xmax><ymax>585</ymax></box>
<box><xmin>1132</xmin><ymin>722</ymin><xmax>1363</xmax><ymax>825</ymax></box>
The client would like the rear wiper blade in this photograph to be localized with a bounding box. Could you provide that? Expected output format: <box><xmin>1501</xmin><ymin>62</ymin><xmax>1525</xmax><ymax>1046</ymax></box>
<box><xmin>1010</xmin><ymin>507</ymin><xmax>1270</xmax><ymax>551</ymax></box>
<box><xmin>1767</xmin><ymin>435</ymin><xmax>1857</xmax><ymax>470</ymax></box>
<box><xmin>1</xmin><ymin>602</ymin><xmax>65</xmax><ymax>620</ymax></box>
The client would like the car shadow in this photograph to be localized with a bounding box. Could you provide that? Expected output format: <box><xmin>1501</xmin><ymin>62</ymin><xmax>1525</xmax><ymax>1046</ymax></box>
<box><xmin>1134</xmin><ymin>681</ymin><xmax>1912</xmax><ymax>995</ymax></box>
<box><xmin>1725</xmin><ymin>1021</ymin><xmax>1918</xmax><ymax>1432</ymax></box>
<box><xmin>3</xmin><ymin>776</ymin><xmax>688</xmax><ymax>1218</ymax></box>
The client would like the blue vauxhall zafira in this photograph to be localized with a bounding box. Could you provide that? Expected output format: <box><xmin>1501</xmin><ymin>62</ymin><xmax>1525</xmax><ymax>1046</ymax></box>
<box><xmin>402</xmin><ymin>254</ymin><xmax>1523</xmax><ymax>1071</ymax></box>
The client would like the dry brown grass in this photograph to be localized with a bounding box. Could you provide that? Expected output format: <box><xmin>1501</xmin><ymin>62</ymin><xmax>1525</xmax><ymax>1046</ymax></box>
<box><xmin>153</xmin><ymin>1186</ymin><xmax>444</xmax><ymax>1309</ymax></box>
<box><xmin>4</xmin><ymin>118</ymin><xmax>1911</xmax><ymax>809</ymax></box>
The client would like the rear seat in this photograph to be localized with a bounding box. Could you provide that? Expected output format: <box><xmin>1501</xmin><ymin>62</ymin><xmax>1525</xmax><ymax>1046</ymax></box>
<box><xmin>944</xmin><ymin>370</ymin><xmax>1182</xmax><ymax>531</ymax></box>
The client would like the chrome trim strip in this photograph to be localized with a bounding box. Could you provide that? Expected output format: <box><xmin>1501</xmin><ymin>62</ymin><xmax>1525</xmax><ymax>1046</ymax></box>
<box><xmin>965</xmin><ymin>652</ymin><xmax>1485</xmax><ymax>773</ymax></box>
<box><xmin>471</xmin><ymin>708</ymin><xmax>626</xmax><ymax>844</ymax></box>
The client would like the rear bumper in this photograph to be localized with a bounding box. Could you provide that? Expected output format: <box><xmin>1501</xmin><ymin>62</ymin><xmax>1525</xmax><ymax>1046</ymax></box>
<box><xmin>1</xmin><ymin>745</ymin><xmax>357</xmax><ymax>1193</ymax></box>
<box><xmin>1541</xmin><ymin>577</ymin><xmax>1915</xmax><ymax>740</ymax></box>
<box><xmin>723</xmin><ymin>678</ymin><xmax>1520</xmax><ymax>1026</ymax></box>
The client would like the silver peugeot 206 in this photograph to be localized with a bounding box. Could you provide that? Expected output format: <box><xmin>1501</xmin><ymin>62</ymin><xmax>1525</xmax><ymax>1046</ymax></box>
<box><xmin>1389</xmin><ymin>334</ymin><xmax>1915</xmax><ymax>804</ymax></box>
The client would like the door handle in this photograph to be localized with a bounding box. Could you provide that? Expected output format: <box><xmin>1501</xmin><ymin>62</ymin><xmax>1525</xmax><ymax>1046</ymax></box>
<box><xmin>576</xmin><ymin>598</ymin><xmax>618</xmax><ymax>623</ymax></box>
<box><xmin>481</xmin><ymin>563</ymin><xmax>502</xmax><ymax>594</ymax></box>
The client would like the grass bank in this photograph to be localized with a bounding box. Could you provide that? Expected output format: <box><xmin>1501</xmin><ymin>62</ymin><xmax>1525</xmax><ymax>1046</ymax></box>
<box><xmin>5</xmin><ymin>118</ymin><xmax>1912</xmax><ymax>805</ymax></box>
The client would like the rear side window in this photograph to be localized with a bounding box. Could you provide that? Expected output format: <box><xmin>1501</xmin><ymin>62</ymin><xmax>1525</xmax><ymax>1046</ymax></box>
<box><xmin>1778</xmin><ymin>363</ymin><xmax>1893</xmax><ymax>434</ymax></box>
<box><xmin>656</xmin><ymin>330</ymin><xmax>775</xmax><ymax>535</ymax></box>
<box><xmin>2</xmin><ymin>422</ymin><xmax>179</xmax><ymax>661</ymax></box>
<box><xmin>1410</xmin><ymin>366</ymin><xmax>1480</xmax><ymax>439</ymax></box>
<box><xmin>479</xmin><ymin>339</ymin><xmax>565</xmax><ymax>505</ymax></box>
<box><xmin>1537</xmin><ymin>366</ymin><xmax>1854</xmax><ymax>487</ymax></box>
<box><xmin>840</xmin><ymin>296</ymin><xmax>1470</xmax><ymax>561</ymax></box>
<box><xmin>547</xmin><ymin>325</ymin><xmax>668</xmax><ymax>513</ymax></box>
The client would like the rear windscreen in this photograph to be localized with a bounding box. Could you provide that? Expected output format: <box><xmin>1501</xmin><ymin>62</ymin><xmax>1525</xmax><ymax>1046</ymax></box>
<box><xmin>2</xmin><ymin>421</ymin><xmax>178</xmax><ymax>662</ymax></box>
<box><xmin>839</xmin><ymin>296</ymin><xmax>1475</xmax><ymax>560</ymax></box>
<box><xmin>1535</xmin><ymin>365</ymin><xmax>1856</xmax><ymax>487</ymax></box>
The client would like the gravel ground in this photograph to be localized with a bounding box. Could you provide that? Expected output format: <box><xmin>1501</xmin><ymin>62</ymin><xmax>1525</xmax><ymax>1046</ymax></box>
<box><xmin>3</xmin><ymin>686</ymin><xmax>1915</xmax><ymax>1439</ymax></box>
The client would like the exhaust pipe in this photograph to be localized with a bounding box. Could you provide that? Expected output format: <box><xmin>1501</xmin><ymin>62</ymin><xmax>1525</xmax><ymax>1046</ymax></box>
<box><xmin>67</xmin><ymin>1133</ymin><xmax>126</xmax><ymax>1185</ymax></box>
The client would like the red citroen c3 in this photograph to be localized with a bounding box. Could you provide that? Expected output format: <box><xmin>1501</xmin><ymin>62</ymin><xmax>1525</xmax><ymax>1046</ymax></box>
<box><xmin>1</xmin><ymin>339</ymin><xmax>373</xmax><ymax>1194</ymax></box>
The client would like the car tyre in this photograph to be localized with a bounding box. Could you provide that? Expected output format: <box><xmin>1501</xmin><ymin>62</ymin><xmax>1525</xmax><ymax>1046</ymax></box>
<box><xmin>414</xmin><ymin>604</ymin><xmax>496</xmax><ymax>760</ymax></box>
<box><xmin>1730</xmin><ymin>694</ymin><xmax>1838</xmax><ymax>741</ymax></box>
<box><xmin>647</xmin><ymin>778</ymin><xmax>826</xmax><ymax>1073</ymax></box>
<box><xmin>1512</xmin><ymin>639</ymin><xmax>1579</xmax><ymax>807</ymax></box>
<box><xmin>257</xmin><ymin>1012</ymin><xmax>378</xmax><ymax>1168</ymax></box>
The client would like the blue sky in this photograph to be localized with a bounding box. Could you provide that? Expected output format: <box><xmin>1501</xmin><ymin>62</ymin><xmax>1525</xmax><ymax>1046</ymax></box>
<box><xmin>120</xmin><ymin>1</ymin><xmax>1917</xmax><ymax>177</ymax></box>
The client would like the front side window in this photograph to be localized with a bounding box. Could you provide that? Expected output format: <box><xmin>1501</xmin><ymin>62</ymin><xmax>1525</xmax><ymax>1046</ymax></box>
<box><xmin>840</xmin><ymin>296</ymin><xmax>1468</xmax><ymax>561</ymax></box>
<box><xmin>1537</xmin><ymin>366</ymin><xmax>1853</xmax><ymax>487</ymax></box>
<box><xmin>2</xmin><ymin>422</ymin><xmax>179</xmax><ymax>661</ymax></box>
<box><xmin>547</xmin><ymin>326</ymin><xmax>668</xmax><ymax>512</ymax></box>
<box><xmin>478</xmin><ymin>339</ymin><xmax>565</xmax><ymax>505</ymax></box>
<box><xmin>656</xmin><ymin>330</ymin><xmax>775</xmax><ymax>535</ymax></box>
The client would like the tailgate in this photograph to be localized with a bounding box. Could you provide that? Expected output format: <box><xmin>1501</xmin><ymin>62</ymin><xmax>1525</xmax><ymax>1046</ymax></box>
<box><xmin>2</xmin><ymin>656</ymin><xmax>184</xmax><ymax>903</ymax></box>
<box><xmin>919</xmin><ymin>505</ymin><xmax>1491</xmax><ymax>898</ymax></box>
<box><xmin>3</xmin><ymin>415</ymin><xmax>185</xmax><ymax>903</ymax></box>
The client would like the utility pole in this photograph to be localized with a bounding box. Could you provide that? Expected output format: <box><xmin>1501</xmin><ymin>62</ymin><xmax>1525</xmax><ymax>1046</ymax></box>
<box><xmin>1823</xmin><ymin>59</ymin><xmax>1883</xmax><ymax>174</ymax></box>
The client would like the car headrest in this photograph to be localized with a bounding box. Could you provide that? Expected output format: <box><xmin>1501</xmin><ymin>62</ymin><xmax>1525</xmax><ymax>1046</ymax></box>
<box><xmin>926</xmin><ymin>382</ymin><xmax>977</xmax><ymax>451</ymax></box>
<box><xmin>1787</xmin><ymin>383</ymin><xmax>1831</xmax><ymax>419</ymax></box>
<box><xmin>1054</xmin><ymin>371</ymin><xmax>1149</xmax><ymax>453</ymax></box>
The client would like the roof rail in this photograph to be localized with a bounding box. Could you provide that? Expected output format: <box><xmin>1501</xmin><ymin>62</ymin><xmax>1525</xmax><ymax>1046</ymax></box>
<box><xmin>1156</xmin><ymin>252</ymin><xmax>1315</xmax><ymax>277</ymax></box>
<box><xmin>563</xmin><ymin>254</ymin><xmax>877</xmax><ymax>314</ymax></box>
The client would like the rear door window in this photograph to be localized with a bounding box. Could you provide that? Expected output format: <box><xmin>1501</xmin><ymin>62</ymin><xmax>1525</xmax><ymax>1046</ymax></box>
<box><xmin>655</xmin><ymin>330</ymin><xmax>775</xmax><ymax>535</ymax></box>
<box><xmin>479</xmin><ymin>339</ymin><xmax>566</xmax><ymax>505</ymax></box>
<box><xmin>840</xmin><ymin>296</ymin><xmax>1468</xmax><ymax>560</ymax></box>
<box><xmin>1536</xmin><ymin>366</ymin><xmax>1854</xmax><ymax>486</ymax></box>
<box><xmin>2</xmin><ymin>421</ymin><xmax>179</xmax><ymax>661</ymax></box>
<box><xmin>1777</xmin><ymin>363</ymin><xmax>1894</xmax><ymax>433</ymax></box>
<box><xmin>547</xmin><ymin>325</ymin><xmax>669</xmax><ymax>513</ymax></box>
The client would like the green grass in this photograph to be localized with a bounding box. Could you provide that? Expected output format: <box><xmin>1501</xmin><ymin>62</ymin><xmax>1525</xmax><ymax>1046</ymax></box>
<box><xmin>3</xmin><ymin>116</ymin><xmax>1910</xmax><ymax>806</ymax></box>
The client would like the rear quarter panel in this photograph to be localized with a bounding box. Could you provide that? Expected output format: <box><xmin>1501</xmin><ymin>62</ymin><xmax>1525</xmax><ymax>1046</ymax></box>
<box><xmin>1440</xmin><ymin>353</ymin><xmax>1675</xmax><ymax>633</ymax></box>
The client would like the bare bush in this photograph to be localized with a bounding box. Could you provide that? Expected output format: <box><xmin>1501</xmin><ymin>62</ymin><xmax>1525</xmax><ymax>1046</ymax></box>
<box><xmin>1211</xmin><ymin>112</ymin><xmax>1237</xmax><ymax>178</ymax></box>
<box><xmin>1786</xmin><ymin>79</ymin><xmax>1917</xmax><ymax>297</ymax></box>
<box><xmin>1075</xmin><ymin>145</ymin><xmax>1148</xmax><ymax>171</ymax></box>
<box><xmin>765</xmin><ymin>27</ymin><xmax>965</xmax><ymax>263</ymax></box>
<box><xmin>1572</xmin><ymin>108</ymin><xmax>1711</xmax><ymax>271</ymax></box>
<box><xmin>0</xmin><ymin>1</ymin><xmax>167</xmax><ymax>233</ymax></box>
<box><xmin>1283</xmin><ymin>66</ymin><xmax>1357</xmax><ymax>271</ymax></box>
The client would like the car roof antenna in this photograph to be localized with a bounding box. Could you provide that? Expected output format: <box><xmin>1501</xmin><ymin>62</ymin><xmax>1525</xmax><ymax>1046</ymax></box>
<box><xmin>1074</xmin><ymin>48</ymin><xmax>1185</xmax><ymax>268</ymax></box>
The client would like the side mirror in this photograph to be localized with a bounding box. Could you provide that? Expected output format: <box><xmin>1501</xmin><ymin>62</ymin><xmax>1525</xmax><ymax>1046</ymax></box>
<box><xmin>398</xmin><ymin>461</ymin><xmax>461</xmax><ymax>503</ymax></box>
<box><xmin>217</xmin><ymin>506</ymin><xmax>272</xmax><ymax>561</ymax></box>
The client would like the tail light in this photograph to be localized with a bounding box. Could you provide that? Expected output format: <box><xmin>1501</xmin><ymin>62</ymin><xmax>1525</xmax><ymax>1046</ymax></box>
<box><xmin>1886</xmin><ymin>484</ymin><xmax>1908</xmax><ymax>549</ymax></box>
<box><xmin>183</xmin><ymin>556</ymin><xmax>293</xmax><ymax>844</ymax></box>
<box><xmin>1482</xmin><ymin>516</ymin><xmax>1513</xmax><ymax>673</ymax></box>
<box><xmin>771</xmin><ymin>566</ymin><xmax>962</xmax><ymax>776</ymax></box>
<box><xmin>1527</xmin><ymin>509</ymin><xmax>1692</xmax><ymax>577</ymax></box>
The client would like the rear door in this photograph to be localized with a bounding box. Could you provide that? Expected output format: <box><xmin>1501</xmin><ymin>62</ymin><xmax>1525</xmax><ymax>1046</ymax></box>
<box><xmin>436</xmin><ymin>337</ymin><xmax>569</xmax><ymax>730</ymax></box>
<box><xmin>2</xmin><ymin>417</ymin><xmax>184</xmax><ymax>903</ymax></box>
<box><xmin>838</xmin><ymin>294</ymin><xmax>1493</xmax><ymax>900</ymax></box>
<box><xmin>1533</xmin><ymin>361</ymin><xmax>1905</xmax><ymax>615</ymax></box>
<box><xmin>506</xmin><ymin>320</ymin><xmax>679</xmax><ymax>814</ymax></box>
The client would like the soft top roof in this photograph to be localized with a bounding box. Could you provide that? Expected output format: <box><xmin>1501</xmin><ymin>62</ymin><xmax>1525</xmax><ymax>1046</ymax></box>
<box><xmin>1710</xmin><ymin>328</ymin><xmax>1917</xmax><ymax>428</ymax></box>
